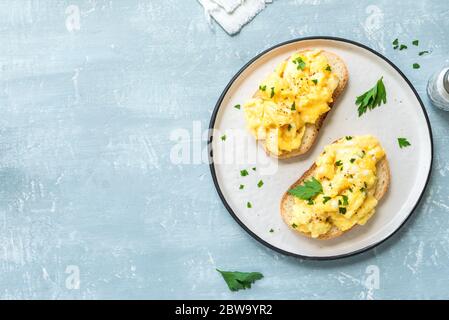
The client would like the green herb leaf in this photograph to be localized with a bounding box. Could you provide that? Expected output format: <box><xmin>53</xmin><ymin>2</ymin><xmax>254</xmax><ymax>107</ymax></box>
<box><xmin>292</xmin><ymin>223</ymin><xmax>298</xmax><ymax>228</ymax></box>
<box><xmin>287</xmin><ymin>124</ymin><xmax>292</xmax><ymax>131</ymax></box>
<box><xmin>288</xmin><ymin>177</ymin><xmax>322</xmax><ymax>201</ymax></box>
<box><xmin>399</xmin><ymin>44</ymin><xmax>408</xmax><ymax>50</ymax></box>
<box><xmin>342</xmin><ymin>195</ymin><xmax>349</xmax><ymax>206</ymax></box>
<box><xmin>293</xmin><ymin>57</ymin><xmax>306</xmax><ymax>70</ymax></box>
<box><xmin>345</xmin><ymin>136</ymin><xmax>353</xmax><ymax>140</ymax></box>
<box><xmin>221</xmin><ymin>135</ymin><xmax>226</xmax><ymax>141</ymax></box>
<box><xmin>247</xmin><ymin>202</ymin><xmax>252</xmax><ymax>208</ymax></box>
<box><xmin>419</xmin><ymin>51</ymin><xmax>429</xmax><ymax>56</ymax></box>
<box><xmin>339</xmin><ymin>207</ymin><xmax>347</xmax><ymax>214</ymax></box>
<box><xmin>257</xmin><ymin>180</ymin><xmax>264</xmax><ymax>188</ymax></box>
<box><xmin>335</xmin><ymin>160</ymin><xmax>343</xmax><ymax>166</ymax></box>
<box><xmin>398</xmin><ymin>137</ymin><xmax>411</xmax><ymax>148</ymax></box>
<box><xmin>356</xmin><ymin>77</ymin><xmax>387</xmax><ymax>116</ymax></box>
<box><xmin>413</xmin><ymin>63</ymin><xmax>420</xmax><ymax>69</ymax></box>
<box><xmin>270</xmin><ymin>87</ymin><xmax>275</xmax><ymax>98</ymax></box>
<box><xmin>412</xmin><ymin>40</ymin><xmax>419</xmax><ymax>46</ymax></box>
<box><xmin>392</xmin><ymin>38</ymin><xmax>399</xmax><ymax>46</ymax></box>
<box><xmin>259</xmin><ymin>85</ymin><xmax>266</xmax><ymax>91</ymax></box>
<box><xmin>239</xmin><ymin>184</ymin><xmax>244</xmax><ymax>190</ymax></box>
<box><xmin>216</xmin><ymin>269</ymin><xmax>263</xmax><ymax>292</ymax></box>
<box><xmin>322</xmin><ymin>196</ymin><xmax>331</xmax><ymax>204</ymax></box>
<box><xmin>240</xmin><ymin>169</ymin><xmax>249</xmax><ymax>177</ymax></box>
<box><xmin>350</xmin><ymin>158</ymin><xmax>356</xmax><ymax>163</ymax></box>
<box><xmin>291</xmin><ymin>101</ymin><xmax>296</xmax><ymax>111</ymax></box>
<box><xmin>325</xmin><ymin>65</ymin><xmax>332</xmax><ymax>72</ymax></box>
<box><xmin>312</xmin><ymin>79</ymin><xmax>318</xmax><ymax>85</ymax></box>
<box><xmin>252</xmin><ymin>167</ymin><xmax>256</xmax><ymax>171</ymax></box>
<box><xmin>234</xmin><ymin>104</ymin><xmax>241</xmax><ymax>110</ymax></box>
<box><xmin>269</xmin><ymin>228</ymin><xmax>274</xmax><ymax>233</ymax></box>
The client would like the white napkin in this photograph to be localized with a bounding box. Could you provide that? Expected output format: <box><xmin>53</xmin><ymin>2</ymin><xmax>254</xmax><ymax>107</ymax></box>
<box><xmin>198</xmin><ymin>0</ymin><xmax>271</xmax><ymax>35</ymax></box>
<box><xmin>212</xmin><ymin>0</ymin><xmax>243</xmax><ymax>13</ymax></box>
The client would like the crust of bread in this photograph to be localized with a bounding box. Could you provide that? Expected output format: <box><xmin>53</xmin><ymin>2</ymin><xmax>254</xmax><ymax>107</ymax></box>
<box><xmin>280</xmin><ymin>153</ymin><xmax>390</xmax><ymax>240</ymax></box>
<box><xmin>252</xmin><ymin>49</ymin><xmax>349</xmax><ymax>159</ymax></box>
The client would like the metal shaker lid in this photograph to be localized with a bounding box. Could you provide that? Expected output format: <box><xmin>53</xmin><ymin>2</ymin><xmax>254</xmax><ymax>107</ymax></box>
<box><xmin>444</xmin><ymin>69</ymin><xmax>449</xmax><ymax>94</ymax></box>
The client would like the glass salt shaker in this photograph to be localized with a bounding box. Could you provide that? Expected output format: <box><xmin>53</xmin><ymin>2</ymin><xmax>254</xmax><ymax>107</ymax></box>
<box><xmin>427</xmin><ymin>66</ymin><xmax>449</xmax><ymax>111</ymax></box>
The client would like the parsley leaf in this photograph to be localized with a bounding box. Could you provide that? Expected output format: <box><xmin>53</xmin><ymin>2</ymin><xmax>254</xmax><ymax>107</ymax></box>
<box><xmin>247</xmin><ymin>202</ymin><xmax>252</xmax><ymax>208</ymax></box>
<box><xmin>291</xmin><ymin>101</ymin><xmax>296</xmax><ymax>111</ymax></box>
<box><xmin>419</xmin><ymin>51</ymin><xmax>429</xmax><ymax>56</ymax></box>
<box><xmin>392</xmin><ymin>38</ymin><xmax>399</xmax><ymax>47</ymax></box>
<box><xmin>259</xmin><ymin>85</ymin><xmax>266</xmax><ymax>91</ymax></box>
<box><xmin>257</xmin><ymin>180</ymin><xmax>264</xmax><ymax>188</ymax></box>
<box><xmin>322</xmin><ymin>196</ymin><xmax>331</xmax><ymax>204</ymax></box>
<box><xmin>398</xmin><ymin>137</ymin><xmax>411</xmax><ymax>148</ymax></box>
<box><xmin>216</xmin><ymin>269</ymin><xmax>263</xmax><ymax>292</ymax></box>
<box><xmin>356</xmin><ymin>77</ymin><xmax>387</xmax><ymax>116</ymax></box>
<box><xmin>293</xmin><ymin>57</ymin><xmax>306</xmax><ymax>70</ymax></box>
<box><xmin>288</xmin><ymin>177</ymin><xmax>322</xmax><ymax>201</ymax></box>
<box><xmin>269</xmin><ymin>228</ymin><xmax>274</xmax><ymax>233</ymax></box>
<box><xmin>292</xmin><ymin>223</ymin><xmax>298</xmax><ymax>228</ymax></box>
<box><xmin>312</xmin><ymin>79</ymin><xmax>318</xmax><ymax>85</ymax></box>
<box><xmin>339</xmin><ymin>207</ymin><xmax>347</xmax><ymax>214</ymax></box>
<box><xmin>325</xmin><ymin>65</ymin><xmax>332</xmax><ymax>72</ymax></box>
<box><xmin>239</xmin><ymin>184</ymin><xmax>244</xmax><ymax>190</ymax></box>
<box><xmin>345</xmin><ymin>136</ymin><xmax>353</xmax><ymax>140</ymax></box>
<box><xmin>412</xmin><ymin>40</ymin><xmax>419</xmax><ymax>46</ymax></box>
<box><xmin>399</xmin><ymin>44</ymin><xmax>408</xmax><ymax>50</ymax></box>
<box><xmin>234</xmin><ymin>104</ymin><xmax>241</xmax><ymax>110</ymax></box>
<box><xmin>350</xmin><ymin>158</ymin><xmax>356</xmax><ymax>163</ymax></box>
<box><xmin>413</xmin><ymin>63</ymin><xmax>420</xmax><ymax>69</ymax></box>
<box><xmin>221</xmin><ymin>135</ymin><xmax>226</xmax><ymax>141</ymax></box>
<box><xmin>335</xmin><ymin>160</ymin><xmax>343</xmax><ymax>166</ymax></box>
<box><xmin>240</xmin><ymin>169</ymin><xmax>249</xmax><ymax>177</ymax></box>
<box><xmin>342</xmin><ymin>195</ymin><xmax>349</xmax><ymax>206</ymax></box>
<box><xmin>270</xmin><ymin>87</ymin><xmax>275</xmax><ymax>98</ymax></box>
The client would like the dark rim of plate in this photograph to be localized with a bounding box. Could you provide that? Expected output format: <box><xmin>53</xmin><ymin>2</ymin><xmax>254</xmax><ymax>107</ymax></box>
<box><xmin>207</xmin><ymin>36</ymin><xmax>434</xmax><ymax>261</ymax></box>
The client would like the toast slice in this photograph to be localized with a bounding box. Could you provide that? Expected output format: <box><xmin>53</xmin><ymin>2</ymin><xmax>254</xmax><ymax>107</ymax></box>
<box><xmin>252</xmin><ymin>50</ymin><xmax>348</xmax><ymax>159</ymax></box>
<box><xmin>280</xmin><ymin>153</ymin><xmax>390</xmax><ymax>240</ymax></box>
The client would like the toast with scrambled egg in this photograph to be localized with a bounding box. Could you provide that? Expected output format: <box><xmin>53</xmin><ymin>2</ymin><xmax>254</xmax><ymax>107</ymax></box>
<box><xmin>280</xmin><ymin>135</ymin><xmax>389</xmax><ymax>239</ymax></box>
<box><xmin>244</xmin><ymin>49</ymin><xmax>348</xmax><ymax>159</ymax></box>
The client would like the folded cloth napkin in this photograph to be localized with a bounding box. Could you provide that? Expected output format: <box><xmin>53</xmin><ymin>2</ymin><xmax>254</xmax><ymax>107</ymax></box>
<box><xmin>198</xmin><ymin>0</ymin><xmax>271</xmax><ymax>35</ymax></box>
<box><xmin>212</xmin><ymin>0</ymin><xmax>243</xmax><ymax>13</ymax></box>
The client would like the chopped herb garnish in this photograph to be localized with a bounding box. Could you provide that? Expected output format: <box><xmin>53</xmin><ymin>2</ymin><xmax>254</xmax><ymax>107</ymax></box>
<box><xmin>335</xmin><ymin>160</ymin><xmax>343</xmax><ymax>166</ymax></box>
<box><xmin>350</xmin><ymin>158</ymin><xmax>356</xmax><ymax>163</ymax></box>
<box><xmin>291</xmin><ymin>223</ymin><xmax>298</xmax><ymax>228</ymax></box>
<box><xmin>221</xmin><ymin>135</ymin><xmax>226</xmax><ymax>141</ymax></box>
<box><xmin>312</xmin><ymin>79</ymin><xmax>318</xmax><ymax>85</ymax></box>
<box><xmin>269</xmin><ymin>229</ymin><xmax>274</xmax><ymax>233</ymax></box>
<box><xmin>399</xmin><ymin>44</ymin><xmax>408</xmax><ymax>50</ymax></box>
<box><xmin>345</xmin><ymin>136</ymin><xmax>353</xmax><ymax>140</ymax></box>
<box><xmin>240</xmin><ymin>169</ymin><xmax>249</xmax><ymax>177</ymax></box>
<box><xmin>356</xmin><ymin>77</ymin><xmax>387</xmax><ymax>116</ymax></box>
<box><xmin>293</xmin><ymin>57</ymin><xmax>306</xmax><ymax>70</ymax></box>
<box><xmin>412</xmin><ymin>40</ymin><xmax>419</xmax><ymax>46</ymax></box>
<box><xmin>288</xmin><ymin>177</ymin><xmax>322</xmax><ymax>201</ymax></box>
<box><xmin>342</xmin><ymin>195</ymin><xmax>349</xmax><ymax>206</ymax></box>
<box><xmin>288</xmin><ymin>124</ymin><xmax>292</xmax><ymax>131</ymax></box>
<box><xmin>419</xmin><ymin>51</ymin><xmax>429</xmax><ymax>56</ymax></box>
<box><xmin>360</xmin><ymin>187</ymin><xmax>366</xmax><ymax>193</ymax></box>
<box><xmin>307</xmin><ymin>199</ymin><xmax>314</xmax><ymax>205</ymax></box>
<box><xmin>252</xmin><ymin>167</ymin><xmax>256</xmax><ymax>171</ymax></box>
<box><xmin>325</xmin><ymin>65</ymin><xmax>332</xmax><ymax>72</ymax></box>
<box><xmin>247</xmin><ymin>202</ymin><xmax>252</xmax><ymax>208</ymax></box>
<box><xmin>257</xmin><ymin>180</ymin><xmax>264</xmax><ymax>188</ymax></box>
<box><xmin>398</xmin><ymin>137</ymin><xmax>411</xmax><ymax>148</ymax></box>
<box><xmin>270</xmin><ymin>87</ymin><xmax>275</xmax><ymax>98</ymax></box>
<box><xmin>392</xmin><ymin>38</ymin><xmax>399</xmax><ymax>47</ymax></box>
<box><xmin>259</xmin><ymin>85</ymin><xmax>266</xmax><ymax>91</ymax></box>
<box><xmin>239</xmin><ymin>184</ymin><xmax>244</xmax><ymax>190</ymax></box>
<box><xmin>291</xmin><ymin>101</ymin><xmax>296</xmax><ymax>111</ymax></box>
<box><xmin>339</xmin><ymin>207</ymin><xmax>347</xmax><ymax>214</ymax></box>
<box><xmin>413</xmin><ymin>63</ymin><xmax>420</xmax><ymax>69</ymax></box>
<box><xmin>216</xmin><ymin>269</ymin><xmax>263</xmax><ymax>292</ymax></box>
<box><xmin>234</xmin><ymin>104</ymin><xmax>241</xmax><ymax>110</ymax></box>
<box><xmin>323</xmin><ymin>196</ymin><xmax>331</xmax><ymax>204</ymax></box>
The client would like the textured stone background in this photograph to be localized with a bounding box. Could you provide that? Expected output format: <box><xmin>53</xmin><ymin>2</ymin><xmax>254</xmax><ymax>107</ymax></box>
<box><xmin>0</xmin><ymin>0</ymin><xmax>448</xmax><ymax>299</ymax></box>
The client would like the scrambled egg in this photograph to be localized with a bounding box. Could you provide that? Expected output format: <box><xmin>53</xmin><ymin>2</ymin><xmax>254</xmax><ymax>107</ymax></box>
<box><xmin>291</xmin><ymin>135</ymin><xmax>386</xmax><ymax>238</ymax></box>
<box><xmin>244</xmin><ymin>49</ymin><xmax>340</xmax><ymax>155</ymax></box>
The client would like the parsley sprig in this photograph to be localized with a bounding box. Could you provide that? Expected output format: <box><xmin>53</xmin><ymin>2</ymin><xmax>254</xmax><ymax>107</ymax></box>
<box><xmin>216</xmin><ymin>269</ymin><xmax>263</xmax><ymax>292</ymax></box>
<box><xmin>288</xmin><ymin>177</ymin><xmax>322</xmax><ymax>201</ymax></box>
<box><xmin>356</xmin><ymin>77</ymin><xmax>387</xmax><ymax>116</ymax></box>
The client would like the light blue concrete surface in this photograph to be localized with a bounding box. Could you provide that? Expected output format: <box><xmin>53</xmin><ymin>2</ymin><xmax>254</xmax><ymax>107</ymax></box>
<box><xmin>0</xmin><ymin>0</ymin><xmax>448</xmax><ymax>299</ymax></box>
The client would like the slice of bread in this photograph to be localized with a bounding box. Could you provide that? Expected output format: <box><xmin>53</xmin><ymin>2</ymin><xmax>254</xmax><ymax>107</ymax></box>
<box><xmin>280</xmin><ymin>155</ymin><xmax>390</xmax><ymax>240</ymax></box>
<box><xmin>253</xmin><ymin>50</ymin><xmax>348</xmax><ymax>159</ymax></box>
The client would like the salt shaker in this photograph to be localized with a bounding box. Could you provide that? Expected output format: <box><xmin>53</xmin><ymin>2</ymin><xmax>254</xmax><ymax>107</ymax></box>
<box><xmin>427</xmin><ymin>66</ymin><xmax>449</xmax><ymax>111</ymax></box>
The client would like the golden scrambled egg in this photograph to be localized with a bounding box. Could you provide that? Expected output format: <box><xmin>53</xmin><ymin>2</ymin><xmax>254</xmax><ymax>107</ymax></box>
<box><xmin>291</xmin><ymin>135</ymin><xmax>386</xmax><ymax>238</ymax></box>
<box><xmin>244</xmin><ymin>49</ymin><xmax>340</xmax><ymax>155</ymax></box>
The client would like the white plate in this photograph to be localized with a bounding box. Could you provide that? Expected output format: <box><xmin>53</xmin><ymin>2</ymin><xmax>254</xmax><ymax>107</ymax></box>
<box><xmin>209</xmin><ymin>37</ymin><xmax>433</xmax><ymax>260</ymax></box>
